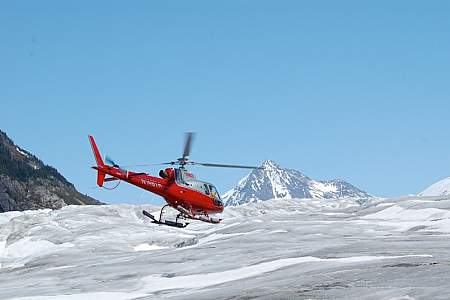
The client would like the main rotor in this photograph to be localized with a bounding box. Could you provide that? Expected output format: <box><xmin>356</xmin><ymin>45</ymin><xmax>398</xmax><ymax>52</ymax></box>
<box><xmin>118</xmin><ymin>132</ymin><xmax>262</xmax><ymax>171</ymax></box>
<box><xmin>176</xmin><ymin>131</ymin><xmax>194</xmax><ymax>169</ymax></box>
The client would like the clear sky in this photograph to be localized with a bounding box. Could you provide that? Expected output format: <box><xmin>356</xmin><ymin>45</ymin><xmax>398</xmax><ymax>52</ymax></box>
<box><xmin>1</xmin><ymin>1</ymin><xmax>450</xmax><ymax>204</ymax></box>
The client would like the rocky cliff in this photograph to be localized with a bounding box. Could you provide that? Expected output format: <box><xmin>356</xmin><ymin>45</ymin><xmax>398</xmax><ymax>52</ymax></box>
<box><xmin>0</xmin><ymin>130</ymin><xmax>101</xmax><ymax>212</ymax></box>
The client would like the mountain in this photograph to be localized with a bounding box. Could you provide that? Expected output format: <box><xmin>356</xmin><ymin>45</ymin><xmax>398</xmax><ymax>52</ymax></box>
<box><xmin>0</xmin><ymin>130</ymin><xmax>101</xmax><ymax>212</ymax></box>
<box><xmin>419</xmin><ymin>177</ymin><xmax>450</xmax><ymax>197</ymax></box>
<box><xmin>222</xmin><ymin>160</ymin><xmax>371</xmax><ymax>206</ymax></box>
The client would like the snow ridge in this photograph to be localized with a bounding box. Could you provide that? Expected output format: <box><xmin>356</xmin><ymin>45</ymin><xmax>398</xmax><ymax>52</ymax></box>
<box><xmin>419</xmin><ymin>177</ymin><xmax>450</xmax><ymax>197</ymax></box>
<box><xmin>222</xmin><ymin>160</ymin><xmax>371</xmax><ymax>206</ymax></box>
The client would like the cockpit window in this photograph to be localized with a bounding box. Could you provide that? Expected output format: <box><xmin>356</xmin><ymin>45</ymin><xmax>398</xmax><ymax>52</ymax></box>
<box><xmin>209</xmin><ymin>185</ymin><xmax>221</xmax><ymax>199</ymax></box>
<box><xmin>209</xmin><ymin>185</ymin><xmax>222</xmax><ymax>206</ymax></box>
<box><xmin>174</xmin><ymin>170</ymin><xmax>221</xmax><ymax>202</ymax></box>
<box><xmin>175</xmin><ymin>169</ymin><xmax>197</xmax><ymax>186</ymax></box>
<box><xmin>181</xmin><ymin>171</ymin><xmax>196</xmax><ymax>181</ymax></box>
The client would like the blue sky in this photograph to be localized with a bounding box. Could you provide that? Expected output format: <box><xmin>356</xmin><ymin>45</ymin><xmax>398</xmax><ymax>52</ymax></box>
<box><xmin>1</xmin><ymin>1</ymin><xmax>450</xmax><ymax>204</ymax></box>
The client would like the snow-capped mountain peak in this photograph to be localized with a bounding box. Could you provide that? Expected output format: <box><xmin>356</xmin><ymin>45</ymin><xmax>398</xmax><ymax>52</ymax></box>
<box><xmin>222</xmin><ymin>160</ymin><xmax>371</xmax><ymax>206</ymax></box>
<box><xmin>419</xmin><ymin>177</ymin><xmax>450</xmax><ymax>197</ymax></box>
<box><xmin>261</xmin><ymin>159</ymin><xmax>280</xmax><ymax>169</ymax></box>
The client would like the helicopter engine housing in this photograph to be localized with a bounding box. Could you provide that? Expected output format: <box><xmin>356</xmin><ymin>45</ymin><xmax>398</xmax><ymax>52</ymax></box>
<box><xmin>159</xmin><ymin>169</ymin><xmax>169</xmax><ymax>179</ymax></box>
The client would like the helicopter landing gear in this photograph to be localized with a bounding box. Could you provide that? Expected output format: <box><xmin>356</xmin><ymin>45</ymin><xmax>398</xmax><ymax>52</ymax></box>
<box><xmin>143</xmin><ymin>204</ymin><xmax>222</xmax><ymax>228</ymax></box>
<box><xmin>143</xmin><ymin>205</ymin><xmax>189</xmax><ymax>228</ymax></box>
<box><xmin>175</xmin><ymin>205</ymin><xmax>222</xmax><ymax>224</ymax></box>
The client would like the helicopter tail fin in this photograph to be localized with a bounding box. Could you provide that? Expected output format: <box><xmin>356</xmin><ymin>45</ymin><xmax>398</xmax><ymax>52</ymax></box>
<box><xmin>88</xmin><ymin>135</ymin><xmax>104</xmax><ymax>167</ymax></box>
<box><xmin>88</xmin><ymin>135</ymin><xmax>106</xmax><ymax>187</ymax></box>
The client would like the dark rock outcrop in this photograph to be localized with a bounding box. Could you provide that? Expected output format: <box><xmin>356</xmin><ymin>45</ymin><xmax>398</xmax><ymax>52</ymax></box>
<box><xmin>0</xmin><ymin>130</ymin><xmax>101</xmax><ymax>212</ymax></box>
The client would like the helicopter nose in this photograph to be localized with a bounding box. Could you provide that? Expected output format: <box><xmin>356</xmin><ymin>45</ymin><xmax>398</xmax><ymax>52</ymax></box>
<box><xmin>213</xmin><ymin>199</ymin><xmax>224</xmax><ymax>211</ymax></box>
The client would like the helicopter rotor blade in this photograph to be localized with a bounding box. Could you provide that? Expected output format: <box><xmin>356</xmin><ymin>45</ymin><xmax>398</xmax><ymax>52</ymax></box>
<box><xmin>104</xmin><ymin>133</ymin><xmax>262</xmax><ymax>172</ymax></box>
<box><xmin>120</xmin><ymin>162</ymin><xmax>176</xmax><ymax>168</ymax></box>
<box><xmin>189</xmin><ymin>162</ymin><xmax>263</xmax><ymax>170</ymax></box>
<box><xmin>182</xmin><ymin>132</ymin><xmax>195</xmax><ymax>159</ymax></box>
<box><xmin>106</xmin><ymin>154</ymin><xmax>176</xmax><ymax>168</ymax></box>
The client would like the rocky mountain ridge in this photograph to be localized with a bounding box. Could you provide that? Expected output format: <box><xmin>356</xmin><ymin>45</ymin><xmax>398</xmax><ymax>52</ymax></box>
<box><xmin>0</xmin><ymin>130</ymin><xmax>101</xmax><ymax>212</ymax></box>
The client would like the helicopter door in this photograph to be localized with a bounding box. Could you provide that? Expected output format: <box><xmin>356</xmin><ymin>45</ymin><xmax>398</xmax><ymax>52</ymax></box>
<box><xmin>203</xmin><ymin>184</ymin><xmax>210</xmax><ymax>195</ymax></box>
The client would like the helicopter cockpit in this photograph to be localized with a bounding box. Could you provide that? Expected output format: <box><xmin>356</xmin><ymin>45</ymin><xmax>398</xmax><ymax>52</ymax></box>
<box><xmin>174</xmin><ymin>169</ymin><xmax>223</xmax><ymax>206</ymax></box>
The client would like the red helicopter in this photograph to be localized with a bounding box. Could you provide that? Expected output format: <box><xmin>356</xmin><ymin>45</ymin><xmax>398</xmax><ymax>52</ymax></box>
<box><xmin>89</xmin><ymin>133</ymin><xmax>260</xmax><ymax>228</ymax></box>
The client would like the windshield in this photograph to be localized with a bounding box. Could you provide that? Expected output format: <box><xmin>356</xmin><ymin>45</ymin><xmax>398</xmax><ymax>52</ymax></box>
<box><xmin>208</xmin><ymin>185</ymin><xmax>220</xmax><ymax>199</ymax></box>
<box><xmin>174</xmin><ymin>170</ymin><xmax>221</xmax><ymax>203</ymax></box>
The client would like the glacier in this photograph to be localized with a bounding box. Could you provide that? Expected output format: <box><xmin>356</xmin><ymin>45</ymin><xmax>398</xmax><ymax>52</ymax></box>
<box><xmin>1</xmin><ymin>196</ymin><xmax>450</xmax><ymax>299</ymax></box>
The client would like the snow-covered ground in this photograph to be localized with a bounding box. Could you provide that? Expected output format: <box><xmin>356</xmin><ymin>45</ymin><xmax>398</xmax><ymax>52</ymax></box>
<box><xmin>1</xmin><ymin>196</ymin><xmax>450</xmax><ymax>299</ymax></box>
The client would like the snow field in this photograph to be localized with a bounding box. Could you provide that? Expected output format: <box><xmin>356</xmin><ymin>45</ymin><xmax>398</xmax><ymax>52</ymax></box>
<box><xmin>0</xmin><ymin>196</ymin><xmax>448</xmax><ymax>299</ymax></box>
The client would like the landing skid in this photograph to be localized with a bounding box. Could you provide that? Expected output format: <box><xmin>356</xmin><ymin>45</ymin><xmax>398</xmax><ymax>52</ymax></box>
<box><xmin>143</xmin><ymin>205</ymin><xmax>189</xmax><ymax>228</ymax></box>
<box><xmin>143</xmin><ymin>204</ymin><xmax>221</xmax><ymax>228</ymax></box>
<box><xmin>142</xmin><ymin>210</ymin><xmax>189</xmax><ymax>228</ymax></box>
